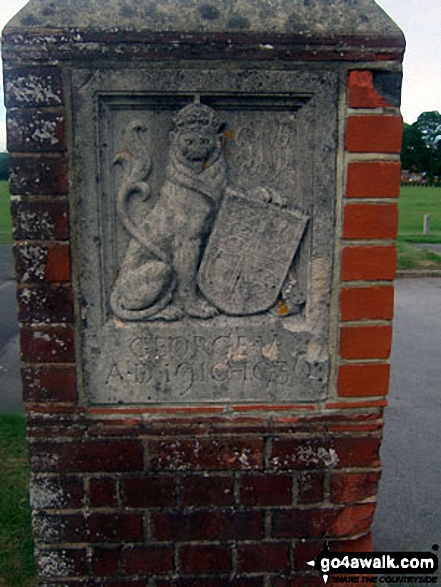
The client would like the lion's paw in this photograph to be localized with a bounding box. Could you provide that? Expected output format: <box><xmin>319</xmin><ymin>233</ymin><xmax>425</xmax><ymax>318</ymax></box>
<box><xmin>184</xmin><ymin>298</ymin><xmax>219</xmax><ymax>319</ymax></box>
<box><xmin>151</xmin><ymin>303</ymin><xmax>185</xmax><ymax>322</ymax></box>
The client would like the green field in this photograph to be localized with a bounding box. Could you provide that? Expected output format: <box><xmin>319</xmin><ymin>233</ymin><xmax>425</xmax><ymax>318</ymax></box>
<box><xmin>0</xmin><ymin>181</ymin><xmax>13</xmax><ymax>244</ymax></box>
<box><xmin>398</xmin><ymin>186</ymin><xmax>441</xmax><ymax>242</ymax></box>
<box><xmin>0</xmin><ymin>415</ymin><xmax>36</xmax><ymax>587</ymax></box>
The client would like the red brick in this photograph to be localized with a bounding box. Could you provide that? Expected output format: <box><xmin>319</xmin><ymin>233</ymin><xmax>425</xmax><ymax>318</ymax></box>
<box><xmin>88</xmin><ymin>513</ymin><xmax>143</xmax><ymax>543</ymax></box>
<box><xmin>330</xmin><ymin>532</ymin><xmax>373</xmax><ymax>552</ymax></box>
<box><xmin>153</xmin><ymin>510</ymin><xmax>263</xmax><ymax>541</ymax></box>
<box><xmin>11</xmin><ymin>197</ymin><xmax>70</xmax><ymax>240</ymax></box>
<box><xmin>272</xmin><ymin>504</ymin><xmax>375</xmax><ymax>539</ymax></box>
<box><xmin>237</xmin><ymin>542</ymin><xmax>290</xmax><ymax>572</ymax></box>
<box><xmin>297</xmin><ymin>472</ymin><xmax>324</xmax><ymax>504</ymax></box>
<box><xmin>14</xmin><ymin>242</ymin><xmax>71</xmax><ymax>283</ymax></box>
<box><xmin>121</xmin><ymin>545</ymin><xmax>174</xmax><ymax>574</ymax></box>
<box><xmin>90</xmin><ymin>581</ymin><xmax>147</xmax><ymax>587</ymax></box>
<box><xmin>36</xmin><ymin>548</ymin><xmax>88</xmax><ymax>576</ymax></box>
<box><xmin>157</xmin><ymin>579</ymin><xmax>264</xmax><ymax>587</ymax></box>
<box><xmin>332</xmin><ymin>436</ymin><xmax>381</xmax><ymax>468</ymax></box>
<box><xmin>343</xmin><ymin>203</ymin><xmax>398</xmax><ymax>239</ymax></box>
<box><xmin>341</xmin><ymin>245</ymin><xmax>396</xmax><ymax>281</ymax></box>
<box><xmin>339</xmin><ymin>325</ymin><xmax>392</xmax><ymax>360</ymax></box>
<box><xmin>270</xmin><ymin>437</ymin><xmax>334</xmax><ymax>470</ymax></box>
<box><xmin>33</xmin><ymin>512</ymin><xmax>87</xmax><ymax>543</ymax></box>
<box><xmin>181</xmin><ymin>474</ymin><xmax>234</xmax><ymax>507</ymax></box>
<box><xmin>340</xmin><ymin>286</ymin><xmax>394</xmax><ymax>321</ymax></box>
<box><xmin>271</xmin><ymin>577</ymin><xmax>324</xmax><ymax>587</ymax></box>
<box><xmin>22</xmin><ymin>365</ymin><xmax>77</xmax><ymax>403</ymax></box>
<box><xmin>330</xmin><ymin>472</ymin><xmax>381</xmax><ymax>504</ymax></box>
<box><xmin>179</xmin><ymin>544</ymin><xmax>232</xmax><ymax>573</ymax></box>
<box><xmin>329</xmin><ymin>503</ymin><xmax>376</xmax><ymax>538</ymax></box>
<box><xmin>56</xmin><ymin>478</ymin><xmax>85</xmax><ymax>509</ymax></box>
<box><xmin>346</xmin><ymin>116</ymin><xmax>403</xmax><ymax>153</ymax></box>
<box><xmin>46</xmin><ymin>244</ymin><xmax>71</xmax><ymax>281</ymax></box>
<box><xmin>156</xmin><ymin>575</ymin><xmax>264</xmax><ymax>587</ymax></box>
<box><xmin>271</xmin><ymin>435</ymin><xmax>380</xmax><ymax>470</ymax></box>
<box><xmin>121</xmin><ymin>475</ymin><xmax>175</xmax><ymax>508</ymax></box>
<box><xmin>31</xmin><ymin>440</ymin><xmax>144</xmax><ymax>472</ymax></box>
<box><xmin>326</xmin><ymin>400</ymin><xmax>387</xmax><ymax>410</ymax></box>
<box><xmin>89</xmin><ymin>477</ymin><xmax>118</xmax><ymax>507</ymax></box>
<box><xmin>9</xmin><ymin>154</ymin><xmax>68</xmax><ymax>195</ymax></box>
<box><xmin>7</xmin><ymin>109</ymin><xmax>66</xmax><ymax>152</ymax></box>
<box><xmin>31</xmin><ymin>475</ymin><xmax>84</xmax><ymax>508</ymax></box>
<box><xmin>346</xmin><ymin>161</ymin><xmax>401</xmax><ymax>198</ymax></box>
<box><xmin>17</xmin><ymin>285</ymin><xmax>74</xmax><ymax>323</ymax></box>
<box><xmin>233</xmin><ymin>404</ymin><xmax>316</xmax><ymax>413</ymax></box>
<box><xmin>20</xmin><ymin>326</ymin><xmax>75</xmax><ymax>363</ymax></box>
<box><xmin>338</xmin><ymin>363</ymin><xmax>390</xmax><ymax>397</ymax></box>
<box><xmin>92</xmin><ymin>547</ymin><xmax>119</xmax><ymax>576</ymax></box>
<box><xmin>271</xmin><ymin>508</ymin><xmax>334</xmax><ymax>538</ymax></box>
<box><xmin>348</xmin><ymin>70</ymin><xmax>391</xmax><ymax>108</ymax></box>
<box><xmin>328</xmin><ymin>422</ymin><xmax>382</xmax><ymax>433</ymax></box>
<box><xmin>51</xmin><ymin>583</ymin><xmax>144</xmax><ymax>587</ymax></box>
<box><xmin>293</xmin><ymin>539</ymin><xmax>323</xmax><ymax>569</ymax></box>
<box><xmin>4</xmin><ymin>66</ymin><xmax>64</xmax><ymax>108</ymax></box>
<box><xmin>148</xmin><ymin>437</ymin><xmax>262</xmax><ymax>470</ymax></box>
<box><xmin>240</xmin><ymin>474</ymin><xmax>293</xmax><ymax>506</ymax></box>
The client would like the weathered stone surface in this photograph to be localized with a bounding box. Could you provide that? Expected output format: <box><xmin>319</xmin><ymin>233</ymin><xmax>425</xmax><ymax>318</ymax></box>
<box><xmin>73</xmin><ymin>68</ymin><xmax>337</xmax><ymax>405</ymax></box>
<box><xmin>5</xmin><ymin>0</ymin><xmax>403</xmax><ymax>40</ymax></box>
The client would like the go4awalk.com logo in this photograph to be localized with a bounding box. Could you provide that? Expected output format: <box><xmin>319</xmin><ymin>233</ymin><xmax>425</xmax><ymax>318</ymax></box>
<box><xmin>307</xmin><ymin>547</ymin><xmax>439</xmax><ymax>584</ymax></box>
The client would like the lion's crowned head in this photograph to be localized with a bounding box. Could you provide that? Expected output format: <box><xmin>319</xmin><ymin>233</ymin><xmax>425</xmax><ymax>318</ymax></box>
<box><xmin>171</xmin><ymin>103</ymin><xmax>224</xmax><ymax>172</ymax></box>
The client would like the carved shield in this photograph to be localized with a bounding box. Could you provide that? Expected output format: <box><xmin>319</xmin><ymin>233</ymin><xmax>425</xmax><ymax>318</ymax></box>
<box><xmin>198</xmin><ymin>191</ymin><xmax>308</xmax><ymax>315</ymax></box>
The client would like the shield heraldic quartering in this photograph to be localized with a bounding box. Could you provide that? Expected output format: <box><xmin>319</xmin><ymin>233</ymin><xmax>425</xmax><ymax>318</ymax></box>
<box><xmin>110</xmin><ymin>100</ymin><xmax>309</xmax><ymax>322</ymax></box>
<box><xmin>198</xmin><ymin>190</ymin><xmax>309</xmax><ymax>315</ymax></box>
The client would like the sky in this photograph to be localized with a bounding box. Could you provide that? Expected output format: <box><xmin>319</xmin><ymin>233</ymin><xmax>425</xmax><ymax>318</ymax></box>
<box><xmin>0</xmin><ymin>0</ymin><xmax>440</xmax><ymax>151</ymax></box>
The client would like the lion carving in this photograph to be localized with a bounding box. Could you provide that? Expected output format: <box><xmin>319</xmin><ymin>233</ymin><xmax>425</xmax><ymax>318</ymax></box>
<box><xmin>110</xmin><ymin>103</ymin><xmax>227</xmax><ymax>321</ymax></box>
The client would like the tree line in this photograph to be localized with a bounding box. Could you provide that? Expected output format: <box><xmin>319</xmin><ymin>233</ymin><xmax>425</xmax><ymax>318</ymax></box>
<box><xmin>401</xmin><ymin>111</ymin><xmax>441</xmax><ymax>181</ymax></box>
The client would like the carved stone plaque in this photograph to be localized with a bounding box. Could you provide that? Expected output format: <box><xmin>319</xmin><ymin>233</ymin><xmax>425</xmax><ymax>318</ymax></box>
<box><xmin>72</xmin><ymin>69</ymin><xmax>338</xmax><ymax>405</ymax></box>
<box><xmin>198</xmin><ymin>191</ymin><xmax>308</xmax><ymax>316</ymax></box>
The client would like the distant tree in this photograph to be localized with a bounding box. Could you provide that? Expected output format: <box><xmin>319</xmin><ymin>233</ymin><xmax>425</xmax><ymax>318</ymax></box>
<box><xmin>401</xmin><ymin>111</ymin><xmax>441</xmax><ymax>179</ymax></box>
<box><xmin>401</xmin><ymin>122</ymin><xmax>430</xmax><ymax>172</ymax></box>
<box><xmin>0</xmin><ymin>152</ymin><xmax>8</xmax><ymax>181</ymax></box>
<box><xmin>415</xmin><ymin>111</ymin><xmax>441</xmax><ymax>150</ymax></box>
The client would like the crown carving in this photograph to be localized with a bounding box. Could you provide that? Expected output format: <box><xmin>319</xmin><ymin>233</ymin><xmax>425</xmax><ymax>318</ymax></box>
<box><xmin>173</xmin><ymin>103</ymin><xmax>220</xmax><ymax>132</ymax></box>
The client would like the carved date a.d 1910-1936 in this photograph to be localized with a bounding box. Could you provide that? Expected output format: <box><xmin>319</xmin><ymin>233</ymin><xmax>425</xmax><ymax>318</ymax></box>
<box><xmin>110</xmin><ymin>101</ymin><xmax>308</xmax><ymax>322</ymax></box>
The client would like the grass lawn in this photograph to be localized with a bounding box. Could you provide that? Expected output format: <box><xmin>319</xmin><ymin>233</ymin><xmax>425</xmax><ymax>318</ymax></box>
<box><xmin>398</xmin><ymin>186</ymin><xmax>441</xmax><ymax>242</ymax></box>
<box><xmin>396</xmin><ymin>240</ymin><xmax>441</xmax><ymax>271</ymax></box>
<box><xmin>0</xmin><ymin>414</ymin><xmax>37</xmax><ymax>587</ymax></box>
<box><xmin>396</xmin><ymin>186</ymin><xmax>441</xmax><ymax>270</ymax></box>
<box><xmin>0</xmin><ymin>181</ymin><xmax>13</xmax><ymax>244</ymax></box>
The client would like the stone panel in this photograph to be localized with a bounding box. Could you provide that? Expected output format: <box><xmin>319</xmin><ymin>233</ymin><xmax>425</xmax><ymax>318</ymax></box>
<box><xmin>72</xmin><ymin>68</ymin><xmax>338</xmax><ymax>405</ymax></box>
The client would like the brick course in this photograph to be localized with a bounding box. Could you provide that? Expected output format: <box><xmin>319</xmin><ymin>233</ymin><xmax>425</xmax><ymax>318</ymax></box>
<box><xmin>346</xmin><ymin>161</ymin><xmax>401</xmax><ymax>198</ymax></box>
<box><xmin>338</xmin><ymin>363</ymin><xmax>390</xmax><ymax>397</ymax></box>
<box><xmin>346</xmin><ymin>115</ymin><xmax>403</xmax><ymax>153</ymax></box>
<box><xmin>339</xmin><ymin>325</ymin><xmax>393</xmax><ymax>360</ymax></box>
<box><xmin>340</xmin><ymin>285</ymin><xmax>394</xmax><ymax>321</ymax></box>
<box><xmin>343</xmin><ymin>202</ymin><xmax>398</xmax><ymax>239</ymax></box>
<box><xmin>347</xmin><ymin>70</ymin><xmax>392</xmax><ymax>108</ymax></box>
<box><xmin>341</xmin><ymin>245</ymin><xmax>397</xmax><ymax>281</ymax></box>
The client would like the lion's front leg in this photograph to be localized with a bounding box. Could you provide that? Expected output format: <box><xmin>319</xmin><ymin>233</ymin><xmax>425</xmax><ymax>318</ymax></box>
<box><xmin>173</xmin><ymin>236</ymin><xmax>218</xmax><ymax>319</ymax></box>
